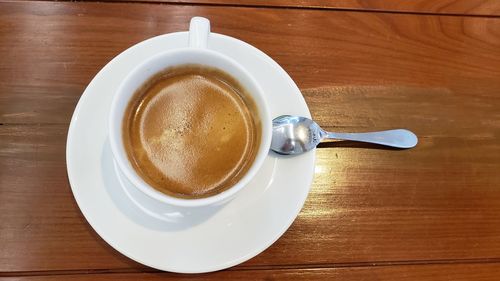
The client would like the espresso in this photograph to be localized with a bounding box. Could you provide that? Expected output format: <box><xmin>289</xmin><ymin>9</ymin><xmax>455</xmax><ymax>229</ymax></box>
<box><xmin>123</xmin><ymin>65</ymin><xmax>261</xmax><ymax>199</ymax></box>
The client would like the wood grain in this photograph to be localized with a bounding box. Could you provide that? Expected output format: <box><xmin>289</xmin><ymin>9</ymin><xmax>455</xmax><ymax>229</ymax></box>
<box><xmin>3</xmin><ymin>263</ymin><xmax>500</xmax><ymax>280</ymax></box>
<box><xmin>1</xmin><ymin>0</ymin><xmax>500</xmax><ymax>278</ymax></box>
<box><xmin>110</xmin><ymin>0</ymin><xmax>500</xmax><ymax>16</ymax></box>
<box><xmin>1</xmin><ymin>1</ymin><xmax>500</xmax><ymax>124</ymax></box>
<box><xmin>1</xmin><ymin>84</ymin><xmax>500</xmax><ymax>272</ymax></box>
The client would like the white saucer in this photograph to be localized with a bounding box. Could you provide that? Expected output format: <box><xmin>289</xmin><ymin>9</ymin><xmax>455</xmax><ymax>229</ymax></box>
<box><xmin>66</xmin><ymin>31</ymin><xmax>315</xmax><ymax>273</ymax></box>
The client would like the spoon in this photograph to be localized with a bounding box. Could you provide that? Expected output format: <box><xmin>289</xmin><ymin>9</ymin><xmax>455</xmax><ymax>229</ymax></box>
<box><xmin>271</xmin><ymin>115</ymin><xmax>418</xmax><ymax>155</ymax></box>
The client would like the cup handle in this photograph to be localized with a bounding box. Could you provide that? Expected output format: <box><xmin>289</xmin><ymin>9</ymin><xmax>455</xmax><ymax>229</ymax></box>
<box><xmin>189</xmin><ymin>17</ymin><xmax>210</xmax><ymax>49</ymax></box>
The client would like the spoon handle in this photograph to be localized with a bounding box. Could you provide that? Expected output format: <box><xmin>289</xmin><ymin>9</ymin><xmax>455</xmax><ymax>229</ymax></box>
<box><xmin>325</xmin><ymin>129</ymin><xmax>418</xmax><ymax>148</ymax></box>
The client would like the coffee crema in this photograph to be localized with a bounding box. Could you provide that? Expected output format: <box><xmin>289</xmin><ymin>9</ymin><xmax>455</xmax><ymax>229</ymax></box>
<box><xmin>123</xmin><ymin>65</ymin><xmax>261</xmax><ymax>199</ymax></box>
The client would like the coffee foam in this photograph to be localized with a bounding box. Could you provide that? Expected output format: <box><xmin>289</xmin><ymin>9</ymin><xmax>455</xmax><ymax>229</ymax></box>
<box><xmin>123</xmin><ymin>65</ymin><xmax>260</xmax><ymax>198</ymax></box>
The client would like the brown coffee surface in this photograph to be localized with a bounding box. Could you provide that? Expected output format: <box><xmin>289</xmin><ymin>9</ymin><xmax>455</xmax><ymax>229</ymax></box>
<box><xmin>123</xmin><ymin>65</ymin><xmax>260</xmax><ymax>198</ymax></box>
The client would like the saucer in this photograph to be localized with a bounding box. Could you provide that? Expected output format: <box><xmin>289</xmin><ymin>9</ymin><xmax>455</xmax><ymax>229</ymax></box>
<box><xmin>66</xmin><ymin>31</ymin><xmax>315</xmax><ymax>273</ymax></box>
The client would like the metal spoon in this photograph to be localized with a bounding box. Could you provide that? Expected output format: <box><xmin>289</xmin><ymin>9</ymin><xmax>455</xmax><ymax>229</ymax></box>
<box><xmin>271</xmin><ymin>115</ymin><xmax>418</xmax><ymax>155</ymax></box>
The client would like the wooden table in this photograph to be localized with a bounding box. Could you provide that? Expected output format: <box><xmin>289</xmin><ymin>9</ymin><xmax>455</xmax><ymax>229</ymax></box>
<box><xmin>1</xmin><ymin>0</ymin><xmax>500</xmax><ymax>280</ymax></box>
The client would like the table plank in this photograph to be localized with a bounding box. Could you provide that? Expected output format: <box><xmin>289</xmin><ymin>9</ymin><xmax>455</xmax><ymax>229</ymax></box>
<box><xmin>3</xmin><ymin>263</ymin><xmax>500</xmax><ymax>280</ymax></box>
<box><xmin>55</xmin><ymin>0</ymin><xmax>500</xmax><ymax>16</ymax></box>
<box><xmin>1</xmin><ymin>1</ymin><xmax>500</xmax><ymax>124</ymax></box>
<box><xmin>2</xmin><ymin>85</ymin><xmax>500</xmax><ymax>272</ymax></box>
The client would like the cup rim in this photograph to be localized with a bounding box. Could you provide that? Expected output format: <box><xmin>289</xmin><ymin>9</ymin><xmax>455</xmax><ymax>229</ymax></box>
<box><xmin>108</xmin><ymin>48</ymin><xmax>272</xmax><ymax>208</ymax></box>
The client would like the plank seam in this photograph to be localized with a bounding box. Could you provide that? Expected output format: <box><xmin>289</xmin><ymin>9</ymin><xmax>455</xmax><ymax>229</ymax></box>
<box><xmin>2</xmin><ymin>258</ymin><xmax>500</xmax><ymax>277</ymax></box>
<box><xmin>0</xmin><ymin>0</ymin><xmax>499</xmax><ymax>18</ymax></box>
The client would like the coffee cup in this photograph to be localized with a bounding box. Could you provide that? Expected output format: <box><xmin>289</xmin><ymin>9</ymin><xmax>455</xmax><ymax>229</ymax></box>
<box><xmin>109</xmin><ymin>17</ymin><xmax>272</xmax><ymax>208</ymax></box>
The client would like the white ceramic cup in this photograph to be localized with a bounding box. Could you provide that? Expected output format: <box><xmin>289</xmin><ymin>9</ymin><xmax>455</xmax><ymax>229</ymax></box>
<box><xmin>109</xmin><ymin>17</ymin><xmax>272</xmax><ymax>208</ymax></box>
